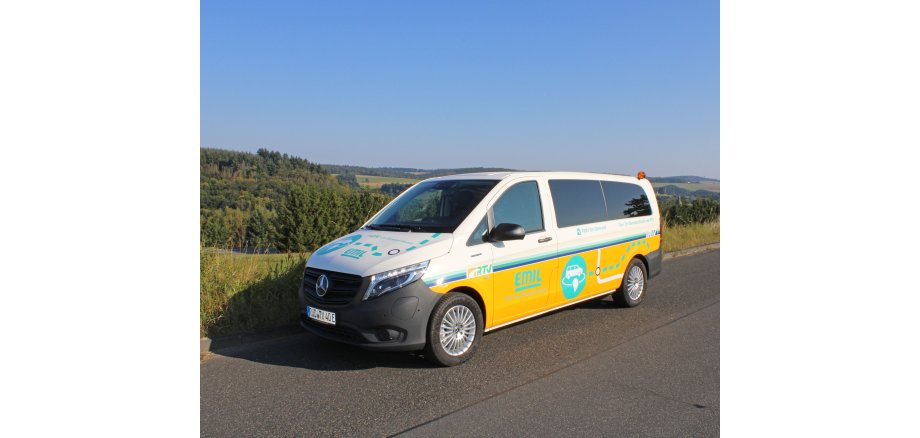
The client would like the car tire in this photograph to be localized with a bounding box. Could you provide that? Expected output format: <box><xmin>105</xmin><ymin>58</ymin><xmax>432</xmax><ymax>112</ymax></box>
<box><xmin>613</xmin><ymin>258</ymin><xmax>647</xmax><ymax>307</ymax></box>
<box><xmin>423</xmin><ymin>292</ymin><xmax>483</xmax><ymax>367</ymax></box>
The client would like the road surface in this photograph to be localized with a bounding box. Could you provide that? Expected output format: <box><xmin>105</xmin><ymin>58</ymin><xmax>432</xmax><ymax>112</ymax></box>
<box><xmin>201</xmin><ymin>249</ymin><xmax>719</xmax><ymax>437</ymax></box>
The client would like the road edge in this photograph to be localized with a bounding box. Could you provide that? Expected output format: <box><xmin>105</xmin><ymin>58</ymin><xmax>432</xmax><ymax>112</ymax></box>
<box><xmin>200</xmin><ymin>242</ymin><xmax>719</xmax><ymax>355</ymax></box>
<box><xmin>201</xmin><ymin>326</ymin><xmax>303</xmax><ymax>356</ymax></box>
<box><xmin>663</xmin><ymin>242</ymin><xmax>720</xmax><ymax>261</ymax></box>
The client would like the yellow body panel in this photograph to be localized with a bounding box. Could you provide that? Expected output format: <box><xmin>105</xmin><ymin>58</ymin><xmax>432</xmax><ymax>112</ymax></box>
<box><xmin>428</xmin><ymin>234</ymin><xmax>660</xmax><ymax>330</ymax></box>
<box><xmin>491</xmin><ymin>259</ymin><xmax>557</xmax><ymax>326</ymax></box>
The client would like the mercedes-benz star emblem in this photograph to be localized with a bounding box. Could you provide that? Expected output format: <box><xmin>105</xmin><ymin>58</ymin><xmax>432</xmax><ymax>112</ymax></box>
<box><xmin>316</xmin><ymin>274</ymin><xmax>330</xmax><ymax>297</ymax></box>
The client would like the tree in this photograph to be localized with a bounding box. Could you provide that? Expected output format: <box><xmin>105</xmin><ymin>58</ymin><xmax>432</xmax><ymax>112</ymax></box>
<box><xmin>246</xmin><ymin>206</ymin><xmax>276</xmax><ymax>249</ymax></box>
<box><xmin>223</xmin><ymin>207</ymin><xmax>247</xmax><ymax>248</ymax></box>
<box><xmin>200</xmin><ymin>209</ymin><xmax>230</xmax><ymax>248</ymax></box>
<box><xmin>346</xmin><ymin>190</ymin><xmax>390</xmax><ymax>229</ymax></box>
<box><xmin>380</xmin><ymin>183</ymin><xmax>412</xmax><ymax>197</ymax></box>
<box><xmin>274</xmin><ymin>186</ymin><xmax>315</xmax><ymax>252</ymax></box>
<box><xmin>336</xmin><ymin>172</ymin><xmax>360</xmax><ymax>189</ymax></box>
<box><xmin>272</xmin><ymin>185</ymin><xmax>393</xmax><ymax>252</ymax></box>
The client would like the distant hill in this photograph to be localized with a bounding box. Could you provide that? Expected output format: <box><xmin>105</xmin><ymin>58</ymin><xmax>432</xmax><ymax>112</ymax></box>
<box><xmin>653</xmin><ymin>185</ymin><xmax>720</xmax><ymax>201</ymax></box>
<box><xmin>647</xmin><ymin>176</ymin><xmax>719</xmax><ymax>183</ymax></box>
<box><xmin>321</xmin><ymin>164</ymin><xmax>517</xmax><ymax>179</ymax></box>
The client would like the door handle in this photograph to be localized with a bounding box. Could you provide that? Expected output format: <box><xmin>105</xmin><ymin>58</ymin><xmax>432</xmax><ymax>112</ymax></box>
<box><xmin>538</xmin><ymin>237</ymin><xmax>553</xmax><ymax>243</ymax></box>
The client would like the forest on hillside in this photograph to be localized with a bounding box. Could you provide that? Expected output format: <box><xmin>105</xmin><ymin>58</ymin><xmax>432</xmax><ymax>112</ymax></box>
<box><xmin>200</xmin><ymin>148</ymin><xmax>390</xmax><ymax>251</ymax></box>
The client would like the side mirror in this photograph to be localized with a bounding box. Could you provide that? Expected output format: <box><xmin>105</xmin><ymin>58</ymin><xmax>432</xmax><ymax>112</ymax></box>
<box><xmin>489</xmin><ymin>223</ymin><xmax>525</xmax><ymax>242</ymax></box>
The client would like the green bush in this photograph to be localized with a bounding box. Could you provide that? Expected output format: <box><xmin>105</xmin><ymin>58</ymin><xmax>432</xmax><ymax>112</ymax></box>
<box><xmin>274</xmin><ymin>186</ymin><xmax>390</xmax><ymax>252</ymax></box>
<box><xmin>660</xmin><ymin>198</ymin><xmax>720</xmax><ymax>226</ymax></box>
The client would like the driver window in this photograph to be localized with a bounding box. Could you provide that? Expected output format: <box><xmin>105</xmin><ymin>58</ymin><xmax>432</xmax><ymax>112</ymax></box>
<box><xmin>492</xmin><ymin>181</ymin><xmax>544</xmax><ymax>233</ymax></box>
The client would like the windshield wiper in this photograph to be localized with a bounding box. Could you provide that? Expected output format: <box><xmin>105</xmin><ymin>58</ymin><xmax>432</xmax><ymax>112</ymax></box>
<box><xmin>370</xmin><ymin>223</ymin><xmax>425</xmax><ymax>232</ymax></box>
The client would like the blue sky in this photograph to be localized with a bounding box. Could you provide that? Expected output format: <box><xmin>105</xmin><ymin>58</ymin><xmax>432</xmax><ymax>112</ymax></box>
<box><xmin>202</xmin><ymin>0</ymin><xmax>719</xmax><ymax>178</ymax></box>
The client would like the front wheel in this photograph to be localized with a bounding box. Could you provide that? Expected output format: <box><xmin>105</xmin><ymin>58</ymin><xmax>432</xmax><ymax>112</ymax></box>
<box><xmin>613</xmin><ymin>258</ymin><xmax>647</xmax><ymax>307</ymax></box>
<box><xmin>423</xmin><ymin>292</ymin><xmax>483</xmax><ymax>366</ymax></box>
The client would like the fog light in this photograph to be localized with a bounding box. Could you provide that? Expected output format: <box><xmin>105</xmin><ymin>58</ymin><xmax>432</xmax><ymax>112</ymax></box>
<box><xmin>375</xmin><ymin>328</ymin><xmax>402</xmax><ymax>342</ymax></box>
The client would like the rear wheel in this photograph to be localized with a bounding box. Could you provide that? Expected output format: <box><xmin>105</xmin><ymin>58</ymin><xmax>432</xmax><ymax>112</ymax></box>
<box><xmin>613</xmin><ymin>258</ymin><xmax>647</xmax><ymax>307</ymax></box>
<box><xmin>423</xmin><ymin>292</ymin><xmax>483</xmax><ymax>366</ymax></box>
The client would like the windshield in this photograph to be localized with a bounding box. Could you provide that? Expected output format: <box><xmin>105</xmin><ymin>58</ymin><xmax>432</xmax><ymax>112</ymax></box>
<box><xmin>366</xmin><ymin>180</ymin><xmax>498</xmax><ymax>233</ymax></box>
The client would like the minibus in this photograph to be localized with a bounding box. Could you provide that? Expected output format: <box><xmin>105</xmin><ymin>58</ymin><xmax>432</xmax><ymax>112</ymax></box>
<box><xmin>299</xmin><ymin>172</ymin><xmax>662</xmax><ymax>366</ymax></box>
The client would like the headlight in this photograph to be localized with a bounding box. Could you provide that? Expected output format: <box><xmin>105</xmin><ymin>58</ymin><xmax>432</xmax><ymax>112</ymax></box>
<box><xmin>364</xmin><ymin>261</ymin><xmax>429</xmax><ymax>301</ymax></box>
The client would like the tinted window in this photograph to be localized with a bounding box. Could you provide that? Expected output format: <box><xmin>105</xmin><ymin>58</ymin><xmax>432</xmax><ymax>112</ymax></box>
<box><xmin>492</xmin><ymin>181</ymin><xmax>544</xmax><ymax>233</ymax></box>
<box><xmin>549</xmin><ymin>180</ymin><xmax>608</xmax><ymax>228</ymax></box>
<box><xmin>602</xmin><ymin>181</ymin><xmax>652</xmax><ymax>219</ymax></box>
<box><xmin>368</xmin><ymin>180</ymin><xmax>498</xmax><ymax>233</ymax></box>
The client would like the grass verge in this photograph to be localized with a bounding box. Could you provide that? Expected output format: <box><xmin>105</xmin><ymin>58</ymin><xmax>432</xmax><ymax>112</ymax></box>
<box><xmin>200</xmin><ymin>251</ymin><xmax>309</xmax><ymax>338</ymax></box>
<box><xmin>662</xmin><ymin>220</ymin><xmax>720</xmax><ymax>253</ymax></box>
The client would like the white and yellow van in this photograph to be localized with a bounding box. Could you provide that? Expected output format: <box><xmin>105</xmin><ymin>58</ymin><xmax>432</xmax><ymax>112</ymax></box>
<box><xmin>299</xmin><ymin>172</ymin><xmax>662</xmax><ymax>366</ymax></box>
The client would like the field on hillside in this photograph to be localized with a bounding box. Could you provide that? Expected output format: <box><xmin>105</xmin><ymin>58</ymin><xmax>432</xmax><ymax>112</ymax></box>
<box><xmin>652</xmin><ymin>181</ymin><xmax>720</xmax><ymax>193</ymax></box>
<box><xmin>338</xmin><ymin>174</ymin><xmax>420</xmax><ymax>188</ymax></box>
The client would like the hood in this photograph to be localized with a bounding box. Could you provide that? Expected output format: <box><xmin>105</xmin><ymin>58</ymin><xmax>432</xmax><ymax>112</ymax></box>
<box><xmin>306</xmin><ymin>230</ymin><xmax>453</xmax><ymax>277</ymax></box>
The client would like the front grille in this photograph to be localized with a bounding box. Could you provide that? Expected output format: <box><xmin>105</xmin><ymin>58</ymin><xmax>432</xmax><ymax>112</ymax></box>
<box><xmin>303</xmin><ymin>267</ymin><xmax>364</xmax><ymax>304</ymax></box>
<box><xmin>301</xmin><ymin>314</ymin><xmax>365</xmax><ymax>343</ymax></box>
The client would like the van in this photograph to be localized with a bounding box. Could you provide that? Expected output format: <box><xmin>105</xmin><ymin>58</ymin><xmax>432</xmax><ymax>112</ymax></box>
<box><xmin>299</xmin><ymin>172</ymin><xmax>662</xmax><ymax>366</ymax></box>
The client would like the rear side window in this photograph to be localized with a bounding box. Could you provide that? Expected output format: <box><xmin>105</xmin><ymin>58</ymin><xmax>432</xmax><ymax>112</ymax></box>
<box><xmin>602</xmin><ymin>181</ymin><xmax>652</xmax><ymax>219</ymax></box>
<box><xmin>549</xmin><ymin>180</ymin><xmax>608</xmax><ymax>228</ymax></box>
<box><xmin>492</xmin><ymin>181</ymin><xmax>544</xmax><ymax>233</ymax></box>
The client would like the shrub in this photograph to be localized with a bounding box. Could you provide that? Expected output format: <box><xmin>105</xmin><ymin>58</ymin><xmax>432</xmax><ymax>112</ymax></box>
<box><xmin>660</xmin><ymin>198</ymin><xmax>719</xmax><ymax>226</ymax></box>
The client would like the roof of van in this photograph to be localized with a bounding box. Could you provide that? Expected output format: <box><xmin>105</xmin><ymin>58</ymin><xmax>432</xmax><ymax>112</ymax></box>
<box><xmin>426</xmin><ymin>171</ymin><xmax>644</xmax><ymax>182</ymax></box>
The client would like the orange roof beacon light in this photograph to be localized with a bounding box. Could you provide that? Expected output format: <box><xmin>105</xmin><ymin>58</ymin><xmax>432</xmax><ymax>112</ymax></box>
<box><xmin>637</xmin><ymin>171</ymin><xmax>646</xmax><ymax>180</ymax></box>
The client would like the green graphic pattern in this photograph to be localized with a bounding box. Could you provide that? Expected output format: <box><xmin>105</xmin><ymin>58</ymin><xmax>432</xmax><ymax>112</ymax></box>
<box><xmin>586</xmin><ymin>239</ymin><xmax>653</xmax><ymax>278</ymax></box>
<box><xmin>339</xmin><ymin>232</ymin><xmax>442</xmax><ymax>258</ymax></box>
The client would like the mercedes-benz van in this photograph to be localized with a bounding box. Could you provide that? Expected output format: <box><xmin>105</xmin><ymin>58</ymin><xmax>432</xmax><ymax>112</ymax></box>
<box><xmin>299</xmin><ymin>172</ymin><xmax>662</xmax><ymax>366</ymax></box>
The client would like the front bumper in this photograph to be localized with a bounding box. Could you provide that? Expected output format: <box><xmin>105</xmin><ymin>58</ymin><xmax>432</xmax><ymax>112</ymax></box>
<box><xmin>298</xmin><ymin>278</ymin><xmax>442</xmax><ymax>352</ymax></box>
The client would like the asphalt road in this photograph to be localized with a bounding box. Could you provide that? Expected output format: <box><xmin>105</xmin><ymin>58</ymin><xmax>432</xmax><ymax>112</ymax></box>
<box><xmin>201</xmin><ymin>249</ymin><xmax>720</xmax><ymax>437</ymax></box>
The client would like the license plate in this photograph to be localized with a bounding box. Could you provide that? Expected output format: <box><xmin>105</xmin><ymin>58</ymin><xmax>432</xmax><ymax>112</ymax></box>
<box><xmin>306</xmin><ymin>306</ymin><xmax>336</xmax><ymax>325</ymax></box>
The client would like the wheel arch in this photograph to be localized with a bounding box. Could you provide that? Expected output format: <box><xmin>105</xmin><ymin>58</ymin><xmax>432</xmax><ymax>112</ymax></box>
<box><xmin>448</xmin><ymin>286</ymin><xmax>487</xmax><ymax>326</ymax></box>
<box><xmin>631</xmin><ymin>253</ymin><xmax>649</xmax><ymax>274</ymax></box>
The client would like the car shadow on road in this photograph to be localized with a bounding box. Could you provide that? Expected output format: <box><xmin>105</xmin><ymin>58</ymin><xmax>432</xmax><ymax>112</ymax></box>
<box><xmin>576</xmin><ymin>295</ymin><xmax>629</xmax><ymax>309</ymax></box>
<box><xmin>209</xmin><ymin>294</ymin><xmax>624</xmax><ymax>371</ymax></box>
<box><xmin>210</xmin><ymin>332</ymin><xmax>439</xmax><ymax>371</ymax></box>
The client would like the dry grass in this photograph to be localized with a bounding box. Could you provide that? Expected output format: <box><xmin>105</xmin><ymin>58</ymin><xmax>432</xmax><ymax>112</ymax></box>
<box><xmin>200</xmin><ymin>251</ymin><xmax>309</xmax><ymax>337</ymax></box>
<box><xmin>662</xmin><ymin>220</ymin><xmax>720</xmax><ymax>253</ymax></box>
